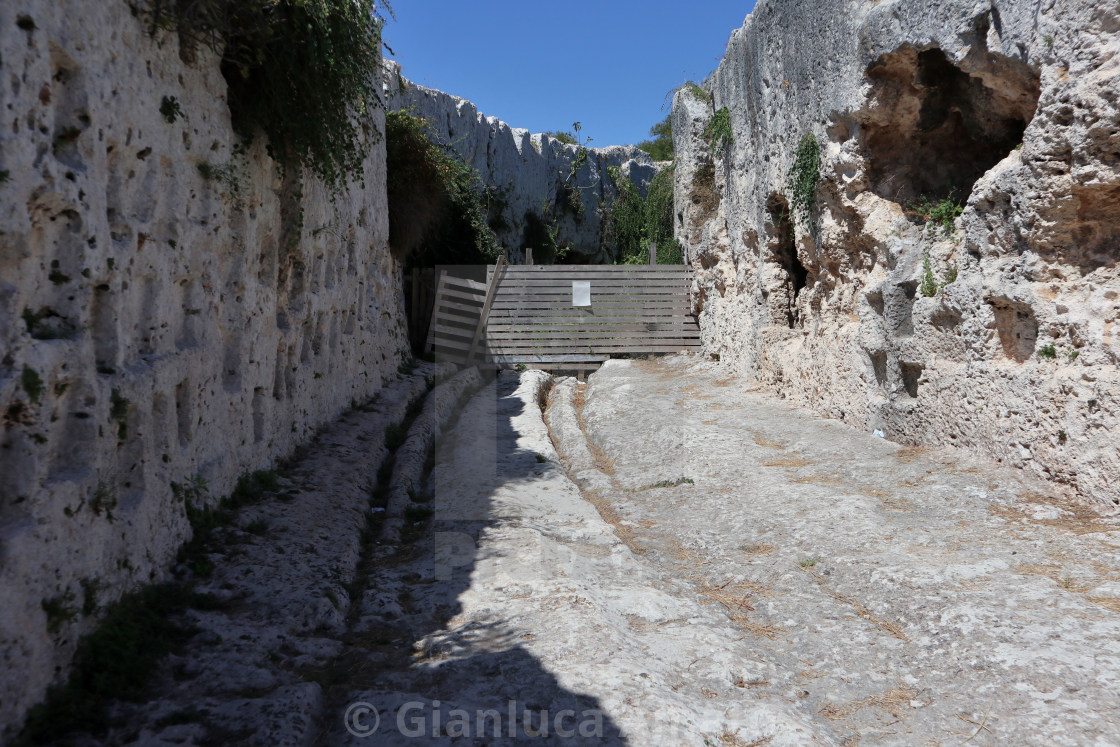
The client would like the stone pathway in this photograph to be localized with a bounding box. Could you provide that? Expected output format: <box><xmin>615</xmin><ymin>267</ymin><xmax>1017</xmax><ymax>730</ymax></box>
<box><xmin>61</xmin><ymin>356</ymin><xmax>1120</xmax><ymax>745</ymax></box>
<box><xmin>549</xmin><ymin>356</ymin><xmax>1120</xmax><ymax>745</ymax></box>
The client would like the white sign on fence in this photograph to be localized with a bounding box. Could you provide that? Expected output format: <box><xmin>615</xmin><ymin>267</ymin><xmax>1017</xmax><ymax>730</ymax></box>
<box><xmin>572</xmin><ymin>281</ymin><xmax>591</xmax><ymax>307</ymax></box>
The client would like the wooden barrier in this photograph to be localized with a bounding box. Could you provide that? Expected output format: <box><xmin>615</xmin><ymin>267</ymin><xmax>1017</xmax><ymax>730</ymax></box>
<box><xmin>481</xmin><ymin>264</ymin><xmax>699</xmax><ymax>370</ymax></box>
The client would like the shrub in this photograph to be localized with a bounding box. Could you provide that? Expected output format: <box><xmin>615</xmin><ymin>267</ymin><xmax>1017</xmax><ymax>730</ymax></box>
<box><xmin>637</xmin><ymin>115</ymin><xmax>673</xmax><ymax>161</ymax></box>
<box><xmin>140</xmin><ymin>0</ymin><xmax>391</xmax><ymax>189</ymax></box>
<box><xmin>605</xmin><ymin>166</ymin><xmax>683</xmax><ymax>264</ymax></box>
<box><xmin>546</xmin><ymin>131</ymin><xmax>577</xmax><ymax>145</ymax></box>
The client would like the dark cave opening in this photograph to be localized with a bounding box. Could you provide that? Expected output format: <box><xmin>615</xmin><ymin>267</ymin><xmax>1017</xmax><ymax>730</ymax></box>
<box><xmin>861</xmin><ymin>46</ymin><xmax>1040</xmax><ymax>204</ymax></box>
<box><xmin>765</xmin><ymin>195</ymin><xmax>809</xmax><ymax>329</ymax></box>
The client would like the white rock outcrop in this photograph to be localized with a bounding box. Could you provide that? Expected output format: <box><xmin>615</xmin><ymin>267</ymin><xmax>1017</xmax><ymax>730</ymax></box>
<box><xmin>387</xmin><ymin>64</ymin><xmax>659</xmax><ymax>263</ymax></box>
<box><xmin>0</xmin><ymin>0</ymin><xmax>407</xmax><ymax>734</ymax></box>
<box><xmin>674</xmin><ymin>0</ymin><xmax>1119</xmax><ymax>505</ymax></box>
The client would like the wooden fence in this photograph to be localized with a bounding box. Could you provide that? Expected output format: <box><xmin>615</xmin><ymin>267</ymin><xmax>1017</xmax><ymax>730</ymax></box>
<box><xmin>428</xmin><ymin>262</ymin><xmax>700</xmax><ymax>371</ymax></box>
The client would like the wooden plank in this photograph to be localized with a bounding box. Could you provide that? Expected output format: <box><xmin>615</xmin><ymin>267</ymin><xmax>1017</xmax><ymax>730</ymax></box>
<box><xmin>440</xmin><ymin>287</ymin><xmax>487</xmax><ymax>304</ymax></box>
<box><xmin>496</xmin><ymin>264</ymin><xmax>691</xmax><ymax>272</ymax></box>
<box><xmin>493</xmin><ymin>278</ymin><xmax>692</xmax><ymax>288</ymax></box>
<box><xmin>488</xmin><ymin>310</ymin><xmax>693</xmax><ymax>320</ymax></box>
<box><xmin>442</xmin><ymin>275</ymin><xmax>488</xmax><ymax>292</ymax></box>
<box><xmin>487</xmin><ymin>345</ymin><xmax>700</xmax><ymax>355</ymax></box>
<box><xmin>486</xmin><ymin>358</ymin><xmax>609</xmax><ymax>367</ymax></box>
<box><xmin>485</xmin><ymin>339</ymin><xmax>703</xmax><ymax>350</ymax></box>
<box><xmin>485</xmin><ymin>328</ymin><xmax>700</xmax><ymax>337</ymax></box>
<box><xmin>425</xmin><ymin>270</ymin><xmax>448</xmax><ymax>353</ymax></box>
<box><xmin>467</xmin><ymin>255</ymin><xmax>506</xmax><ymax>363</ymax></box>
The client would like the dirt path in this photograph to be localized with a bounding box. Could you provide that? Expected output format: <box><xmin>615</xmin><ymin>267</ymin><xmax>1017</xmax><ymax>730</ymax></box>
<box><xmin>64</xmin><ymin>357</ymin><xmax>1120</xmax><ymax>746</ymax></box>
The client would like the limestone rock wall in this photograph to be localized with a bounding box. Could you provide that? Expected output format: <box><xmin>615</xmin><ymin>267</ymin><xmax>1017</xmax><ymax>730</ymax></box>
<box><xmin>388</xmin><ymin>65</ymin><xmax>659</xmax><ymax>263</ymax></box>
<box><xmin>674</xmin><ymin>0</ymin><xmax>1120</xmax><ymax>504</ymax></box>
<box><xmin>0</xmin><ymin>1</ymin><xmax>406</xmax><ymax>733</ymax></box>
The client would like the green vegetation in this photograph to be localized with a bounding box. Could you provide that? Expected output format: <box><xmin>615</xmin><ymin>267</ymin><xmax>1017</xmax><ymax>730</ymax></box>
<box><xmin>786</xmin><ymin>133</ymin><xmax>821</xmax><ymax>223</ymax></box>
<box><xmin>0</xmin><ymin>169</ymin><xmax>10</xmax><ymax>184</ymax></box>
<box><xmin>21</xmin><ymin>366</ymin><xmax>44</xmax><ymax>404</ymax></box>
<box><xmin>140</xmin><ymin>0</ymin><xmax>391</xmax><ymax>188</ymax></box>
<box><xmin>681</xmin><ymin>81</ymin><xmax>707</xmax><ymax>100</ymax></box>
<box><xmin>1038</xmin><ymin>343</ymin><xmax>1057</xmax><ymax>359</ymax></box>
<box><xmin>637</xmin><ymin>115</ymin><xmax>673</xmax><ymax>161</ymax></box>
<box><xmin>704</xmin><ymin>107</ymin><xmax>733</xmax><ymax>152</ymax></box>
<box><xmin>799</xmin><ymin>556</ymin><xmax>821</xmax><ymax>568</ymax></box>
<box><xmin>384</xmin><ymin>110</ymin><xmax>501</xmax><ymax>265</ymax></box>
<box><xmin>546</xmin><ymin>130</ymin><xmax>577</xmax><ymax>145</ymax></box>
<box><xmin>159</xmin><ymin>95</ymin><xmax>182</xmax><ymax>123</ymax></box>
<box><xmin>604</xmin><ymin>165</ymin><xmax>683</xmax><ymax>265</ymax></box>
<box><xmin>920</xmin><ymin>255</ymin><xmax>939</xmax><ymax>298</ymax></box>
<box><xmin>19</xmin><ymin>583</ymin><xmax>210</xmax><ymax>742</ymax></box>
<box><xmin>943</xmin><ymin>262</ymin><xmax>958</xmax><ymax>285</ymax></box>
<box><xmin>906</xmin><ymin>192</ymin><xmax>964</xmax><ymax>235</ymax></box>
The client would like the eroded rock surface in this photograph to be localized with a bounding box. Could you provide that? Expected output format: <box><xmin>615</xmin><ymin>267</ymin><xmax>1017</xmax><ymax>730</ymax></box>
<box><xmin>673</xmin><ymin>0</ymin><xmax>1120</xmax><ymax>505</ymax></box>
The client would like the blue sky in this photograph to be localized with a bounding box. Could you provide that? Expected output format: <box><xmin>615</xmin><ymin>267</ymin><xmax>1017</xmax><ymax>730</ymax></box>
<box><xmin>383</xmin><ymin>2</ymin><xmax>757</xmax><ymax>148</ymax></box>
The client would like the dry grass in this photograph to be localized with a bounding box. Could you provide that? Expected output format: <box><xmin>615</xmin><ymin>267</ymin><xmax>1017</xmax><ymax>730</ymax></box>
<box><xmin>695</xmin><ymin>577</ymin><xmax>782</xmax><ymax>639</ymax></box>
<box><xmin>1086</xmin><ymin>596</ymin><xmax>1120</xmax><ymax>614</ymax></box>
<box><xmin>820</xmin><ymin>686</ymin><xmax>917</xmax><ymax>720</ymax></box>
<box><xmin>764</xmin><ymin>457</ymin><xmax>813</xmax><ymax>468</ymax></box>
<box><xmin>892</xmin><ymin>445</ymin><xmax>929</xmax><ymax>463</ymax></box>
<box><xmin>808</xmin><ymin>571</ymin><xmax>908</xmax><ymax>640</ymax></box>
<box><xmin>1015</xmin><ymin>561</ymin><xmax>1094</xmax><ymax>592</ymax></box>
<box><xmin>739</xmin><ymin>543</ymin><xmax>776</xmax><ymax>556</ymax></box>
<box><xmin>732</xmin><ymin>675</ymin><xmax>770</xmax><ymax>688</ymax></box>
<box><xmin>752</xmin><ymin>434</ymin><xmax>788</xmax><ymax>450</ymax></box>
<box><xmin>715</xmin><ymin>728</ymin><xmax>773</xmax><ymax>747</ymax></box>
<box><xmin>878</xmin><ymin>497</ymin><xmax>912</xmax><ymax>511</ymax></box>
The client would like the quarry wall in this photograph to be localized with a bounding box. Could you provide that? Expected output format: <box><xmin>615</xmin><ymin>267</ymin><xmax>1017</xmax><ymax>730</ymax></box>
<box><xmin>388</xmin><ymin>65</ymin><xmax>659</xmax><ymax>264</ymax></box>
<box><xmin>0</xmin><ymin>0</ymin><xmax>406</xmax><ymax>733</ymax></box>
<box><xmin>674</xmin><ymin>0</ymin><xmax>1120</xmax><ymax>505</ymax></box>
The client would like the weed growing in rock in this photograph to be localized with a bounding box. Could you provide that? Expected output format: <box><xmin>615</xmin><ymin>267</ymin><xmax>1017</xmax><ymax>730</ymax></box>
<box><xmin>920</xmin><ymin>255</ymin><xmax>939</xmax><ymax>298</ymax></box>
<box><xmin>942</xmin><ymin>262</ymin><xmax>958</xmax><ymax>286</ymax></box>
<box><xmin>1038</xmin><ymin>343</ymin><xmax>1057</xmax><ymax>359</ymax></box>
<box><xmin>159</xmin><ymin>95</ymin><xmax>182</xmax><ymax>123</ymax></box>
<box><xmin>1068</xmin><ymin>349</ymin><xmax>1080</xmax><ymax>361</ymax></box>
<box><xmin>21</xmin><ymin>366</ymin><xmax>44</xmax><ymax>404</ymax></box>
<box><xmin>1058</xmin><ymin>430</ymin><xmax>1068</xmax><ymax>445</ymax></box>
<box><xmin>0</xmin><ymin>169</ymin><xmax>10</xmax><ymax>184</ymax></box>
<box><xmin>906</xmin><ymin>192</ymin><xmax>964</xmax><ymax>235</ymax></box>
<box><xmin>682</xmin><ymin>81</ymin><xmax>707</xmax><ymax>100</ymax></box>
<box><xmin>90</xmin><ymin>483</ymin><xmax>118</xmax><ymax>522</ymax></box>
<box><xmin>704</xmin><ymin>107</ymin><xmax>733</xmax><ymax>152</ymax></box>
<box><xmin>786</xmin><ymin>133</ymin><xmax>820</xmax><ymax>223</ymax></box>
<box><xmin>799</xmin><ymin>556</ymin><xmax>821</xmax><ymax>568</ymax></box>
<box><xmin>644</xmin><ymin>477</ymin><xmax>695</xmax><ymax>490</ymax></box>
